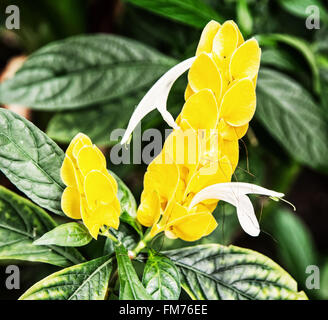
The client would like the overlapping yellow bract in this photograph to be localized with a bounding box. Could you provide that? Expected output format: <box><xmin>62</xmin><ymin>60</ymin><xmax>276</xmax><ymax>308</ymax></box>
<box><xmin>137</xmin><ymin>20</ymin><xmax>261</xmax><ymax>241</ymax></box>
<box><xmin>60</xmin><ymin>133</ymin><xmax>120</xmax><ymax>239</ymax></box>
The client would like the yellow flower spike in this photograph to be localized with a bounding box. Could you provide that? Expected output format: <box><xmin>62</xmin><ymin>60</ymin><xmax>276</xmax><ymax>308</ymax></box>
<box><xmin>61</xmin><ymin>187</ymin><xmax>82</xmax><ymax>219</ymax></box>
<box><xmin>144</xmin><ymin>160</ymin><xmax>180</xmax><ymax>202</ymax></box>
<box><xmin>185</xmin><ymin>156</ymin><xmax>233</xmax><ymax>196</ymax></box>
<box><xmin>82</xmin><ymin>202</ymin><xmax>120</xmax><ymax>240</ymax></box>
<box><xmin>76</xmin><ymin>145</ymin><xmax>106</xmax><ymax>177</ymax></box>
<box><xmin>188</xmin><ymin>53</ymin><xmax>222</xmax><ymax>99</ymax></box>
<box><xmin>229</xmin><ymin>38</ymin><xmax>261</xmax><ymax>81</ymax></box>
<box><xmin>219</xmin><ymin>78</ymin><xmax>256</xmax><ymax>127</ymax></box>
<box><xmin>84</xmin><ymin>170</ymin><xmax>116</xmax><ymax>211</ymax></box>
<box><xmin>180</xmin><ymin>89</ymin><xmax>219</xmax><ymax>130</ymax></box>
<box><xmin>220</xmin><ymin>140</ymin><xmax>239</xmax><ymax>171</ymax></box>
<box><xmin>196</xmin><ymin>20</ymin><xmax>221</xmax><ymax>56</ymax></box>
<box><xmin>212</xmin><ymin>20</ymin><xmax>239</xmax><ymax>61</ymax></box>
<box><xmin>168</xmin><ymin>203</ymin><xmax>217</xmax><ymax>242</ymax></box>
<box><xmin>66</xmin><ymin>133</ymin><xmax>92</xmax><ymax>160</ymax></box>
<box><xmin>61</xmin><ymin>133</ymin><xmax>121</xmax><ymax>239</ymax></box>
<box><xmin>218</xmin><ymin>119</ymin><xmax>249</xmax><ymax>141</ymax></box>
<box><xmin>61</xmin><ymin>155</ymin><xmax>77</xmax><ymax>187</ymax></box>
<box><xmin>184</xmin><ymin>83</ymin><xmax>195</xmax><ymax>101</ymax></box>
<box><xmin>137</xmin><ymin>190</ymin><xmax>161</xmax><ymax>227</ymax></box>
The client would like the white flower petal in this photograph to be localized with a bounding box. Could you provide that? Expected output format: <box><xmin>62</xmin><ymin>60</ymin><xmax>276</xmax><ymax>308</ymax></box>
<box><xmin>189</xmin><ymin>182</ymin><xmax>284</xmax><ymax>237</ymax></box>
<box><xmin>121</xmin><ymin>57</ymin><xmax>196</xmax><ymax>145</ymax></box>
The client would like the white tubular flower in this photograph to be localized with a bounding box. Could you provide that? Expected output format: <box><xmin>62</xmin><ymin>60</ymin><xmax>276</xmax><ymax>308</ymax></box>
<box><xmin>189</xmin><ymin>182</ymin><xmax>284</xmax><ymax>237</ymax></box>
<box><xmin>120</xmin><ymin>57</ymin><xmax>196</xmax><ymax>145</ymax></box>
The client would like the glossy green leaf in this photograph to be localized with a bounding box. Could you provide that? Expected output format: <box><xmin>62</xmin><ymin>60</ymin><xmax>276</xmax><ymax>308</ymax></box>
<box><xmin>115</xmin><ymin>243</ymin><xmax>152</xmax><ymax>300</ymax></box>
<box><xmin>0</xmin><ymin>186</ymin><xmax>84</xmax><ymax>267</ymax></box>
<box><xmin>0</xmin><ymin>109</ymin><xmax>65</xmax><ymax>215</ymax></box>
<box><xmin>267</xmin><ymin>209</ymin><xmax>317</xmax><ymax>286</ymax></box>
<box><xmin>256</xmin><ymin>68</ymin><xmax>328</xmax><ymax>171</ymax></box>
<box><xmin>123</xmin><ymin>0</ymin><xmax>222</xmax><ymax>28</ymax></box>
<box><xmin>142</xmin><ymin>250</ymin><xmax>180</xmax><ymax>300</ymax></box>
<box><xmin>165</xmin><ymin>244</ymin><xmax>307</xmax><ymax>300</ymax></box>
<box><xmin>111</xmin><ymin>171</ymin><xmax>143</xmax><ymax>236</ymax></box>
<box><xmin>46</xmin><ymin>92</ymin><xmax>144</xmax><ymax>146</ymax></box>
<box><xmin>20</xmin><ymin>254</ymin><xmax>114</xmax><ymax>300</ymax></box>
<box><xmin>0</xmin><ymin>34</ymin><xmax>176</xmax><ymax>109</ymax></box>
<box><xmin>33</xmin><ymin>222</ymin><xmax>92</xmax><ymax>247</ymax></box>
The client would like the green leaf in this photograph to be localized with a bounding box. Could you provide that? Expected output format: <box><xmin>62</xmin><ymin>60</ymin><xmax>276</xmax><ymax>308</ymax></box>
<box><xmin>0</xmin><ymin>34</ymin><xmax>176</xmax><ymax>109</ymax></box>
<box><xmin>142</xmin><ymin>250</ymin><xmax>180</xmax><ymax>300</ymax></box>
<box><xmin>261</xmin><ymin>48</ymin><xmax>299</xmax><ymax>73</ymax></box>
<box><xmin>123</xmin><ymin>0</ymin><xmax>222</xmax><ymax>28</ymax></box>
<box><xmin>165</xmin><ymin>244</ymin><xmax>307</xmax><ymax>300</ymax></box>
<box><xmin>0</xmin><ymin>108</ymin><xmax>65</xmax><ymax>215</ymax></box>
<box><xmin>236</xmin><ymin>0</ymin><xmax>253</xmax><ymax>36</ymax></box>
<box><xmin>47</xmin><ymin>92</ymin><xmax>144</xmax><ymax>146</ymax></box>
<box><xmin>277</xmin><ymin>0</ymin><xmax>328</xmax><ymax>23</ymax></box>
<box><xmin>0</xmin><ymin>186</ymin><xmax>84</xmax><ymax>267</ymax></box>
<box><xmin>256</xmin><ymin>68</ymin><xmax>328</xmax><ymax>171</ymax></box>
<box><xmin>266</xmin><ymin>209</ymin><xmax>317</xmax><ymax>286</ymax></box>
<box><xmin>115</xmin><ymin>243</ymin><xmax>152</xmax><ymax>300</ymax></box>
<box><xmin>33</xmin><ymin>222</ymin><xmax>92</xmax><ymax>247</ymax></box>
<box><xmin>111</xmin><ymin>171</ymin><xmax>143</xmax><ymax>236</ymax></box>
<box><xmin>19</xmin><ymin>254</ymin><xmax>114</xmax><ymax>300</ymax></box>
<box><xmin>257</xmin><ymin>34</ymin><xmax>320</xmax><ymax>93</ymax></box>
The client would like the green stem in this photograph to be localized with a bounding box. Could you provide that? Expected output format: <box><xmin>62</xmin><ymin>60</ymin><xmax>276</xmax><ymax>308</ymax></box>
<box><xmin>130</xmin><ymin>231</ymin><xmax>153</xmax><ymax>259</ymax></box>
<box><xmin>100</xmin><ymin>227</ymin><xmax>119</xmax><ymax>243</ymax></box>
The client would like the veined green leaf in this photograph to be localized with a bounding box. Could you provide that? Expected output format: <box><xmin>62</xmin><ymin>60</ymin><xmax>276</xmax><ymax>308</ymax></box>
<box><xmin>165</xmin><ymin>244</ymin><xmax>307</xmax><ymax>300</ymax></box>
<box><xmin>123</xmin><ymin>0</ymin><xmax>222</xmax><ymax>28</ymax></box>
<box><xmin>143</xmin><ymin>250</ymin><xmax>180</xmax><ymax>300</ymax></box>
<box><xmin>256</xmin><ymin>68</ymin><xmax>328</xmax><ymax>172</ymax></box>
<box><xmin>115</xmin><ymin>243</ymin><xmax>152</xmax><ymax>300</ymax></box>
<box><xmin>46</xmin><ymin>92</ymin><xmax>144</xmax><ymax>146</ymax></box>
<box><xmin>0</xmin><ymin>34</ymin><xmax>176</xmax><ymax>109</ymax></box>
<box><xmin>33</xmin><ymin>222</ymin><xmax>92</xmax><ymax>247</ymax></box>
<box><xmin>111</xmin><ymin>171</ymin><xmax>143</xmax><ymax>236</ymax></box>
<box><xmin>0</xmin><ymin>186</ymin><xmax>84</xmax><ymax>267</ymax></box>
<box><xmin>0</xmin><ymin>108</ymin><xmax>65</xmax><ymax>215</ymax></box>
<box><xmin>20</xmin><ymin>254</ymin><xmax>114</xmax><ymax>300</ymax></box>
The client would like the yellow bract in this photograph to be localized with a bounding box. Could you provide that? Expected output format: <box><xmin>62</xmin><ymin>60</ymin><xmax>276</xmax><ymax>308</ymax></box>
<box><xmin>60</xmin><ymin>133</ymin><xmax>120</xmax><ymax>239</ymax></box>
<box><xmin>137</xmin><ymin>20</ymin><xmax>261</xmax><ymax>242</ymax></box>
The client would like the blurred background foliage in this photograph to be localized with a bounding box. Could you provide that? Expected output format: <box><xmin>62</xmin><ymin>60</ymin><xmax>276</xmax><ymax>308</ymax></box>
<box><xmin>0</xmin><ymin>0</ymin><xmax>327</xmax><ymax>300</ymax></box>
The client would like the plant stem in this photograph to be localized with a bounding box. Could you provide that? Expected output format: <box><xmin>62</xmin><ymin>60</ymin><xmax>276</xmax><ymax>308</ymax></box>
<box><xmin>100</xmin><ymin>227</ymin><xmax>119</xmax><ymax>243</ymax></box>
<box><xmin>130</xmin><ymin>231</ymin><xmax>153</xmax><ymax>259</ymax></box>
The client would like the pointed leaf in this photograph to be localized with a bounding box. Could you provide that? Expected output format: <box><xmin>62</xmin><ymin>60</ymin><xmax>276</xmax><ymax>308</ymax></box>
<box><xmin>165</xmin><ymin>244</ymin><xmax>307</xmax><ymax>300</ymax></box>
<box><xmin>20</xmin><ymin>255</ymin><xmax>114</xmax><ymax>300</ymax></box>
<box><xmin>0</xmin><ymin>186</ymin><xmax>84</xmax><ymax>267</ymax></box>
<box><xmin>33</xmin><ymin>222</ymin><xmax>92</xmax><ymax>247</ymax></box>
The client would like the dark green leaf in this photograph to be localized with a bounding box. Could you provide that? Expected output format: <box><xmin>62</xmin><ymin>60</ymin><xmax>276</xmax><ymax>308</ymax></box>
<box><xmin>115</xmin><ymin>243</ymin><xmax>152</xmax><ymax>300</ymax></box>
<box><xmin>257</xmin><ymin>34</ymin><xmax>320</xmax><ymax>93</ymax></box>
<box><xmin>277</xmin><ymin>0</ymin><xmax>328</xmax><ymax>23</ymax></box>
<box><xmin>0</xmin><ymin>34</ymin><xmax>176</xmax><ymax>109</ymax></box>
<box><xmin>0</xmin><ymin>108</ymin><xmax>65</xmax><ymax>215</ymax></box>
<box><xmin>0</xmin><ymin>186</ymin><xmax>84</xmax><ymax>267</ymax></box>
<box><xmin>33</xmin><ymin>222</ymin><xmax>92</xmax><ymax>247</ymax></box>
<box><xmin>236</xmin><ymin>0</ymin><xmax>253</xmax><ymax>36</ymax></box>
<box><xmin>123</xmin><ymin>0</ymin><xmax>222</xmax><ymax>28</ymax></box>
<box><xmin>256</xmin><ymin>68</ymin><xmax>328</xmax><ymax>171</ymax></box>
<box><xmin>20</xmin><ymin>254</ymin><xmax>114</xmax><ymax>300</ymax></box>
<box><xmin>46</xmin><ymin>92</ymin><xmax>144</xmax><ymax>146</ymax></box>
<box><xmin>267</xmin><ymin>209</ymin><xmax>317</xmax><ymax>285</ymax></box>
<box><xmin>143</xmin><ymin>250</ymin><xmax>180</xmax><ymax>300</ymax></box>
<box><xmin>165</xmin><ymin>244</ymin><xmax>307</xmax><ymax>300</ymax></box>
